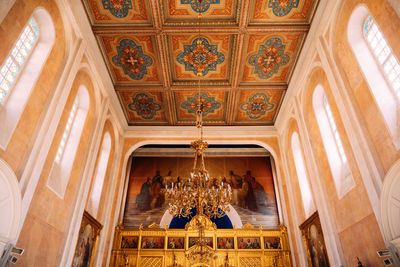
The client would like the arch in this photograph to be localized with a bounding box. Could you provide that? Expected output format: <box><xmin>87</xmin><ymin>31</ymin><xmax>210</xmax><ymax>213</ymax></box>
<box><xmin>291</xmin><ymin>132</ymin><xmax>315</xmax><ymax>218</ymax></box>
<box><xmin>0</xmin><ymin>7</ymin><xmax>55</xmax><ymax>149</ymax></box>
<box><xmin>87</xmin><ymin>131</ymin><xmax>112</xmax><ymax>217</ymax></box>
<box><xmin>347</xmin><ymin>4</ymin><xmax>400</xmax><ymax>149</ymax></box>
<box><xmin>312</xmin><ymin>84</ymin><xmax>354</xmax><ymax>199</ymax></box>
<box><xmin>47</xmin><ymin>85</ymin><xmax>90</xmax><ymax>198</ymax></box>
<box><xmin>0</xmin><ymin>158</ymin><xmax>21</xmax><ymax>254</ymax></box>
<box><xmin>381</xmin><ymin>159</ymin><xmax>400</xmax><ymax>265</ymax></box>
<box><xmin>118</xmin><ymin>138</ymin><xmax>284</xmax><ymax>225</ymax></box>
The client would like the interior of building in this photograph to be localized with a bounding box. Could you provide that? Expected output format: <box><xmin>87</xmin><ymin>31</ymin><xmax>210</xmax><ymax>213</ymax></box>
<box><xmin>0</xmin><ymin>0</ymin><xmax>400</xmax><ymax>266</ymax></box>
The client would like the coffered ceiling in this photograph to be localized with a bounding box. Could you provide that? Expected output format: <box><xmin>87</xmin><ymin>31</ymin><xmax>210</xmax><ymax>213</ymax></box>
<box><xmin>82</xmin><ymin>0</ymin><xmax>319</xmax><ymax>126</ymax></box>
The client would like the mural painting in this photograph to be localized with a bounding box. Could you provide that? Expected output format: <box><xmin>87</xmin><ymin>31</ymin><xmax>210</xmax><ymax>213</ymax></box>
<box><xmin>123</xmin><ymin>156</ymin><xmax>279</xmax><ymax>228</ymax></box>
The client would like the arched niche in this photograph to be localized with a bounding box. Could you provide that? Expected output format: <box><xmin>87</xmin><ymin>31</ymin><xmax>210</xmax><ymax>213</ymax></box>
<box><xmin>0</xmin><ymin>158</ymin><xmax>21</xmax><ymax>255</ymax></box>
<box><xmin>120</xmin><ymin>139</ymin><xmax>284</xmax><ymax>230</ymax></box>
<box><xmin>381</xmin><ymin>159</ymin><xmax>400</xmax><ymax>265</ymax></box>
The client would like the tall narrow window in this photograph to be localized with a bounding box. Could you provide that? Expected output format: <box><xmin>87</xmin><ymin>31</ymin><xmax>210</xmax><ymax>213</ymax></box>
<box><xmin>313</xmin><ymin>85</ymin><xmax>355</xmax><ymax>199</ymax></box>
<box><xmin>0</xmin><ymin>9</ymin><xmax>55</xmax><ymax>149</ymax></box>
<box><xmin>55</xmin><ymin>97</ymin><xmax>78</xmax><ymax>163</ymax></box>
<box><xmin>291</xmin><ymin>132</ymin><xmax>315</xmax><ymax>217</ymax></box>
<box><xmin>87</xmin><ymin>132</ymin><xmax>111</xmax><ymax>217</ymax></box>
<box><xmin>47</xmin><ymin>86</ymin><xmax>90</xmax><ymax>198</ymax></box>
<box><xmin>324</xmin><ymin>97</ymin><xmax>347</xmax><ymax>164</ymax></box>
<box><xmin>348</xmin><ymin>6</ymin><xmax>400</xmax><ymax>148</ymax></box>
<box><xmin>0</xmin><ymin>18</ymin><xmax>38</xmax><ymax>103</ymax></box>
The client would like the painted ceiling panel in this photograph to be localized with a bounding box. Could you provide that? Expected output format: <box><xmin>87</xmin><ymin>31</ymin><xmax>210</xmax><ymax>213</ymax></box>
<box><xmin>249</xmin><ymin>0</ymin><xmax>318</xmax><ymax>25</ymax></box>
<box><xmin>234</xmin><ymin>89</ymin><xmax>284</xmax><ymax>125</ymax></box>
<box><xmin>167</xmin><ymin>34</ymin><xmax>235</xmax><ymax>85</ymax></box>
<box><xmin>82</xmin><ymin>0</ymin><xmax>152</xmax><ymax>26</ymax></box>
<box><xmin>160</xmin><ymin>0</ymin><xmax>241</xmax><ymax>26</ymax></box>
<box><xmin>118</xmin><ymin>91</ymin><xmax>169</xmax><ymax>125</ymax></box>
<box><xmin>174</xmin><ymin>90</ymin><xmax>229</xmax><ymax>125</ymax></box>
<box><xmin>241</xmin><ymin>32</ymin><xmax>306</xmax><ymax>85</ymax></box>
<box><xmin>82</xmin><ymin>0</ymin><xmax>319</xmax><ymax>126</ymax></box>
<box><xmin>98</xmin><ymin>34</ymin><xmax>162</xmax><ymax>86</ymax></box>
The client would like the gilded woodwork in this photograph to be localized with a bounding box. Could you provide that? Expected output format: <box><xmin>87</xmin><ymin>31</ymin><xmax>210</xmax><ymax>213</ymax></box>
<box><xmin>110</xmin><ymin>220</ymin><xmax>292</xmax><ymax>267</ymax></box>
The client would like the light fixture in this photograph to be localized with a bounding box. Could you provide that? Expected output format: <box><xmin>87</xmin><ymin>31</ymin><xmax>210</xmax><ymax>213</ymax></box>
<box><xmin>164</xmin><ymin>9</ymin><xmax>232</xmax><ymax>263</ymax></box>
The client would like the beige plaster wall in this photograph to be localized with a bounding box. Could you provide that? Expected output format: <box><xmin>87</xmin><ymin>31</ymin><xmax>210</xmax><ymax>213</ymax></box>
<box><xmin>300</xmin><ymin>66</ymin><xmax>385</xmax><ymax>265</ymax></box>
<box><xmin>0</xmin><ymin>0</ymin><xmax>66</xmax><ymax>174</ymax></box>
<box><xmin>15</xmin><ymin>69</ymin><xmax>98</xmax><ymax>266</ymax></box>
<box><xmin>333</xmin><ymin>0</ymin><xmax>400</xmax><ymax>173</ymax></box>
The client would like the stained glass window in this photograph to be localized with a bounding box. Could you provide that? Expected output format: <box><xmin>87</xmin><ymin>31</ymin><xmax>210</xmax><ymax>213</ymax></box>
<box><xmin>0</xmin><ymin>18</ymin><xmax>39</xmax><ymax>103</ymax></box>
<box><xmin>324</xmin><ymin>97</ymin><xmax>347</xmax><ymax>163</ymax></box>
<box><xmin>55</xmin><ymin>97</ymin><xmax>79</xmax><ymax>163</ymax></box>
<box><xmin>364</xmin><ymin>16</ymin><xmax>400</xmax><ymax>99</ymax></box>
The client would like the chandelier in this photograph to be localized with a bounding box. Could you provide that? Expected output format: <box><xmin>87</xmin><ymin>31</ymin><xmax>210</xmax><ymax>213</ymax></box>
<box><xmin>164</xmin><ymin>9</ymin><xmax>232</xmax><ymax>263</ymax></box>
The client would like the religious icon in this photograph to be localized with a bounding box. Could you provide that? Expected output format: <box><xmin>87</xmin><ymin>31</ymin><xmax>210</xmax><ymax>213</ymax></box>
<box><xmin>167</xmin><ymin>237</ymin><xmax>184</xmax><ymax>249</ymax></box>
<box><xmin>120</xmin><ymin>236</ymin><xmax>138</xmax><ymax>249</ymax></box>
<box><xmin>217</xmin><ymin>237</ymin><xmax>234</xmax><ymax>249</ymax></box>
<box><xmin>189</xmin><ymin>237</ymin><xmax>213</xmax><ymax>248</ymax></box>
<box><xmin>264</xmin><ymin>237</ymin><xmax>281</xmax><ymax>249</ymax></box>
<box><xmin>237</xmin><ymin>237</ymin><xmax>261</xmax><ymax>249</ymax></box>
<box><xmin>141</xmin><ymin>236</ymin><xmax>164</xmax><ymax>249</ymax></box>
<box><xmin>299</xmin><ymin>212</ymin><xmax>330</xmax><ymax>267</ymax></box>
<box><xmin>71</xmin><ymin>211</ymin><xmax>102</xmax><ymax>267</ymax></box>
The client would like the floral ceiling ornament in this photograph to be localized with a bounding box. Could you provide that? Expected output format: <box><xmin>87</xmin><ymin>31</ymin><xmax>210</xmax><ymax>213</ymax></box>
<box><xmin>102</xmin><ymin>0</ymin><xmax>133</xmax><ymax>18</ymax></box>
<box><xmin>248</xmin><ymin>37</ymin><xmax>289</xmax><ymax>79</ymax></box>
<box><xmin>112</xmin><ymin>39</ymin><xmax>153</xmax><ymax>80</ymax></box>
<box><xmin>128</xmin><ymin>93</ymin><xmax>161</xmax><ymax>119</ymax></box>
<box><xmin>181</xmin><ymin>92</ymin><xmax>221</xmax><ymax>116</ymax></box>
<box><xmin>177</xmin><ymin>37</ymin><xmax>225</xmax><ymax>77</ymax></box>
<box><xmin>181</xmin><ymin>0</ymin><xmax>220</xmax><ymax>13</ymax></box>
<box><xmin>268</xmin><ymin>0</ymin><xmax>299</xmax><ymax>17</ymax></box>
<box><xmin>241</xmin><ymin>93</ymin><xmax>274</xmax><ymax>119</ymax></box>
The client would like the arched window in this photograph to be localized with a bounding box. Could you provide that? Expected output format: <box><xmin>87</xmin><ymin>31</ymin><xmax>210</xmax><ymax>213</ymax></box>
<box><xmin>47</xmin><ymin>86</ymin><xmax>90</xmax><ymax>198</ymax></box>
<box><xmin>348</xmin><ymin>6</ymin><xmax>400</xmax><ymax>148</ymax></box>
<box><xmin>291</xmin><ymin>132</ymin><xmax>315</xmax><ymax>217</ymax></box>
<box><xmin>87</xmin><ymin>132</ymin><xmax>111</xmax><ymax>217</ymax></box>
<box><xmin>0</xmin><ymin>8</ymin><xmax>55</xmax><ymax>149</ymax></box>
<box><xmin>313</xmin><ymin>85</ymin><xmax>355</xmax><ymax>199</ymax></box>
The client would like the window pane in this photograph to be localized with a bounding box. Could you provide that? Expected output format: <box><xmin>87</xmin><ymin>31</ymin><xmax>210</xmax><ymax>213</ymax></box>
<box><xmin>0</xmin><ymin>17</ymin><xmax>38</xmax><ymax>103</ymax></box>
<box><xmin>324</xmin><ymin>97</ymin><xmax>347</xmax><ymax>163</ymax></box>
<box><xmin>364</xmin><ymin>16</ymin><xmax>400</xmax><ymax>100</ymax></box>
<box><xmin>55</xmin><ymin>97</ymin><xmax>79</xmax><ymax>163</ymax></box>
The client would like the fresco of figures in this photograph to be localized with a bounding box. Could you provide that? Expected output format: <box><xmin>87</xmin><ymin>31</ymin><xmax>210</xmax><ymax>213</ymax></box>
<box><xmin>123</xmin><ymin>156</ymin><xmax>279</xmax><ymax>228</ymax></box>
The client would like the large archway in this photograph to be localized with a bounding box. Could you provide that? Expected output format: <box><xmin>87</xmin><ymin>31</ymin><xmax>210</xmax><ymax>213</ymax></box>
<box><xmin>381</xmin><ymin>159</ymin><xmax>400</xmax><ymax>266</ymax></box>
